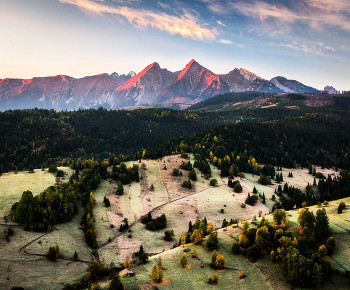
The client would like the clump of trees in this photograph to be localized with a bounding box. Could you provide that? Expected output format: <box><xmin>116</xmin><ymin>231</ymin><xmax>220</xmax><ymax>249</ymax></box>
<box><xmin>245</xmin><ymin>193</ymin><xmax>258</xmax><ymax>205</ymax></box>
<box><xmin>141</xmin><ymin>212</ymin><xmax>167</xmax><ymax>231</ymax></box>
<box><xmin>47</xmin><ymin>245</ymin><xmax>60</xmax><ymax>261</ymax></box>
<box><xmin>179</xmin><ymin>161</ymin><xmax>192</xmax><ymax>171</ymax></box>
<box><xmin>233</xmin><ymin>208</ymin><xmax>334</xmax><ymax>287</ymax></box>
<box><xmin>111</xmin><ymin>163</ymin><xmax>139</xmax><ymax>184</ymax></box>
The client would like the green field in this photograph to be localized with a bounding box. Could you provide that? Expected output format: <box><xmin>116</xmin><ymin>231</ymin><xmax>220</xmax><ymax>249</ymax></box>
<box><xmin>0</xmin><ymin>225</ymin><xmax>87</xmax><ymax>289</ymax></box>
<box><xmin>0</xmin><ymin>167</ymin><xmax>73</xmax><ymax>218</ymax></box>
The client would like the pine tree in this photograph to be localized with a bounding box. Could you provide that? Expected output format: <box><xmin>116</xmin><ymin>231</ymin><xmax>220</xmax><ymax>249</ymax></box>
<box><xmin>262</xmin><ymin>192</ymin><xmax>266</xmax><ymax>204</ymax></box>
<box><xmin>253</xmin><ymin>186</ymin><xmax>257</xmax><ymax>194</ymax></box>
<box><xmin>188</xmin><ymin>221</ymin><xmax>193</xmax><ymax>233</ymax></box>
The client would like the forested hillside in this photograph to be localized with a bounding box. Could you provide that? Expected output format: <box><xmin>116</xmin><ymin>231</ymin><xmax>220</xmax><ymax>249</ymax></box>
<box><xmin>1</xmin><ymin>103</ymin><xmax>350</xmax><ymax>173</ymax></box>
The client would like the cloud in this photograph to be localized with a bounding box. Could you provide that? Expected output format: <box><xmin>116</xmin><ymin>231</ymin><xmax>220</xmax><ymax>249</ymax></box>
<box><xmin>218</xmin><ymin>38</ymin><xmax>232</xmax><ymax>45</ymax></box>
<box><xmin>280</xmin><ymin>41</ymin><xmax>335</xmax><ymax>54</ymax></box>
<box><xmin>216</xmin><ymin>20</ymin><xmax>226</xmax><ymax>27</ymax></box>
<box><xmin>229</xmin><ymin>0</ymin><xmax>350</xmax><ymax>32</ymax></box>
<box><xmin>59</xmin><ymin>0</ymin><xmax>218</xmax><ymax>40</ymax></box>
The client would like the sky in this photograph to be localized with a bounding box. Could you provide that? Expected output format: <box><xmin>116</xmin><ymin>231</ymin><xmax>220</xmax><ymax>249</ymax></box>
<box><xmin>0</xmin><ymin>0</ymin><xmax>349</xmax><ymax>90</ymax></box>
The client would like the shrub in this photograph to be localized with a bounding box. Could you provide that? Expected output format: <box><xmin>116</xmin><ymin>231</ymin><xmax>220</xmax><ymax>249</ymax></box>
<box><xmin>206</xmin><ymin>232</ymin><xmax>219</xmax><ymax>251</ymax></box>
<box><xmin>180</xmin><ymin>254</ymin><xmax>187</xmax><ymax>268</ymax></box>
<box><xmin>245</xmin><ymin>194</ymin><xmax>258</xmax><ymax>206</ymax></box>
<box><xmin>124</xmin><ymin>257</ymin><xmax>130</xmax><ymax>269</ymax></box>
<box><xmin>258</xmin><ymin>175</ymin><xmax>271</xmax><ymax>185</ymax></box>
<box><xmin>239</xmin><ymin>271</ymin><xmax>246</xmax><ymax>279</ymax></box>
<box><xmin>116</xmin><ymin>182</ymin><xmax>124</xmax><ymax>195</ymax></box>
<box><xmin>210</xmin><ymin>179</ymin><xmax>218</xmax><ymax>186</ymax></box>
<box><xmin>164</xmin><ymin>229</ymin><xmax>175</xmax><ymax>241</ymax></box>
<box><xmin>338</xmin><ymin>202</ymin><xmax>346</xmax><ymax>214</ymax></box>
<box><xmin>172</xmin><ymin>168</ymin><xmax>181</xmax><ymax>176</ymax></box>
<box><xmin>232</xmin><ymin>242</ymin><xmax>240</xmax><ymax>254</ymax></box>
<box><xmin>322</xmin><ymin>200</ymin><xmax>329</xmax><ymax>206</ymax></box>
<box><xmin>208</xmin><ymin>273</ymin><xmax>219</xmax><ymax>285</ymax></box>
<box><xmin>182</xmin><ymin>180</ymin><xmax>192</xmax><ymax>189</ymax></box>
<box><xmin>234</xmin><ymin>182</ymin><xmax>242</xmax><ymax>193</ymax></box>
<box><xmin>73</xmin><ymin>251</ymin><xmax>78</xmax><ymax>261</ymax></box>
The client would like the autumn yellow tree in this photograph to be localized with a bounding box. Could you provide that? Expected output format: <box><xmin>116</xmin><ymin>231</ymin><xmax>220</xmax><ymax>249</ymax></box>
<box><xmin>124</xmin><ymin>256</ymin><xmax>130</xmax><ymax>269</ymax></box>
<box><xmin>151</xmin><ymin>265</ymin><xmax>164</xmax><ymax>283</ymax></box>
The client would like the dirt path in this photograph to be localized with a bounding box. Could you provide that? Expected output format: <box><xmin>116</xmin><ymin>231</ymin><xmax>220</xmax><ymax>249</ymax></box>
<box><xmin>13</xmin><ymin>226</ymin><xmax>91</xmax><ymax>264</ymax></box>
<box><xmin>97</xmin><ymin>184</ymin><xmax>226</xmax><ymax>251</ymax></box>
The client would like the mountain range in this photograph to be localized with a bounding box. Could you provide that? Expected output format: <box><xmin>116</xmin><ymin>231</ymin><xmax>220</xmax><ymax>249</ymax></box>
<box><xmin>0</xmin><ymin>59</ymin><xmax>320</xmax><ymax>111</ymax></box>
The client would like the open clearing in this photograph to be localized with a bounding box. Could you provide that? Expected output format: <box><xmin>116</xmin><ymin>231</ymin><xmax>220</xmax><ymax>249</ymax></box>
<box><xmin>125</xmin><ymin>197</ymin><xmax>350</xmax><ymax>289</ymax></box>
<box><xmin>0</xmin><ymin>225</ymin><xmax>87</xmax><ymax>290</ymax></box>
<box><xmin>0</xmin><ymin>167</ymin><xmax>73</xmax><ymax>218</ymax></box>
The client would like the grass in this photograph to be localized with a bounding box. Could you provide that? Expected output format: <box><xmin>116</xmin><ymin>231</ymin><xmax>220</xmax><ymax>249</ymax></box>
<box><xmin>126</xmin><ymin>196</ymin><xmax>350</xmax><ymax>289</ymax></box>
<box><xmin>144</xmin><ymin>160</ymin><xmax>169</xmax><ymax>208</ymax></box>
<box><xmin>93</xmin><ymin>180</ymin><xmax>115</xmax><ymax>245</ymax></box>
<box><xmin>0</xmin><ymin>225</ymin><xmax>87</xmax><ymax>289</ymax></box>
<box><xmin>25</xmin><ymin>206</ymin><xmax>93</xmax><ymax>261</ymax></box>
<box><xmin>0</xmin><ymin>167</ymin><xmax>72</xmax><ymax>218</ymax></box>
<box><xmin>119</xmin><ymin>181</ymin><xmax>144</xmax><ymax>224</ymax></box>
<box><xmin>197</xmin><ymin>186</ymin><xmax>246</xmax><ymax>227</ymax></box>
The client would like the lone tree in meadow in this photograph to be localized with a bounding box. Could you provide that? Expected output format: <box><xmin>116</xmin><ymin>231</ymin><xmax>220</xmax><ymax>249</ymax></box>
<box><xmin>151</xmin><ymin>265</ymin><xmax>164</xmax><ymax>283</ymax></box>
<box><xmin>234</xmin><ymin>182</ymin><xmax>242</xmax><ymax>193</ymax></box>
<box><xmin>210</xmin><ymin>179</ymin><xmax>218</xmax><ymax>186</ymax></box>
<box><xmin>180</xmin><ymin>254</ymin><xmax>188</xmax><ymax>268</ymax></box>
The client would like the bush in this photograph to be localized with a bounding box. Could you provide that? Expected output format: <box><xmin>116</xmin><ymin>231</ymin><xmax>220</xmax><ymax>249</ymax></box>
<box><xmin>180</xmin><ymin>254</ymin><xmax>187</xmax><ymax>268</ymax></box>
<box><xmin>258</xmin><ymin>175</ymin><xmax>271</xmax><ymax>185</ymax></box>
<box><xmin>139</xmin><ymin>252</ymin><xmax>149</xmax><ymax>264</ymax></box>
<box><xmin>208</xmin><ymin>273</ymin><xmax>219</xmax><ymax>285</ymax></box>
<box><xmin>172</xmin><ymin>168</ymin><xmax>181</xmax><ymax>176</ymax></box>
<box><xmin>56</xmin><ymin>170</ymin><xmax>64</xmax><ymax>177</ymax></box>
<box><xmin>182</xmin><ymin>180</ymin><xmax>192</xmax><ymax>189</ymax></box>
<box><xmin>322</xmin><ymin>200</ymin><xmax>329</xmax><ymax>206</ymax></box>
<box><xmin>189</xmin><ymin>169</ymin><xmax>197</xmax><ymax>181</ymax></box>
<box><xmin>210</xmin><ymin>179</ymin><xmax>218</xmax><ymax>186</ymax></box>
<box><xmin>245</xmin><ymin>194</ymin><xmax>258</xmax><ymax>206</ymax></box>
<box><xmin>234</xmin><ymin>182</ymin><xmax>242</xmax><ymax>193</ymax></box>
<box><xmin>239</xmin><ymin>271</ymin><xmax>246</xmax><ymax>279</ymax></box>
<box><xmin>338</xmin><ymin>202</ymin><xmax>346</xmax><ymax>214</ymax></box>
<box><xmin>164</xmin><ymin>229</ymin><xmax>175</xmax><ymax>241</ymax></box>
<box><xmin>232</xmin><ymin>242</ymin><xmax>240</xmax><ymax>254</ymax></box>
